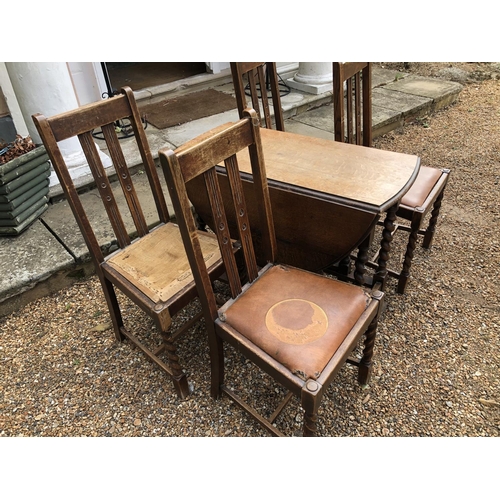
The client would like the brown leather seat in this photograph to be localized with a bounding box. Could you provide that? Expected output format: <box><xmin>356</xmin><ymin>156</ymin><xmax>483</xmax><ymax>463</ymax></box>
<box><xmin>400</xmin><ymin>165</ymin><xmax>443</xmax><ymax>209</ymax></box>
<box><xmin>223</xmin><ymin>264</ymin><xmax>371</xmax><ymax>380</ymax></box>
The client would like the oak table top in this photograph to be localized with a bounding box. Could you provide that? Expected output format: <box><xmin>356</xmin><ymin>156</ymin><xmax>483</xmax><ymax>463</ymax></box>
<box><xmin>236</xmin><ymin>128</ymin><xmax>421</xmax><ymax>213</ymax></box>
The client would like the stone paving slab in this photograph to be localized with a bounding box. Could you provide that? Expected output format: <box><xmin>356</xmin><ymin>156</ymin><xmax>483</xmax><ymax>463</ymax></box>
<box><xmin>382</xmin><ymin>76</ymin><xmax>463</xmax><ymax>111</ymax></box>
<box><xmin>288</xmin><ymin>103</ymin><xmax>334</xmax><ymax>133</ymax></box>
<box><xmin>372</xmin><ymin>104</ymin><xmax>405</xmax><ymax>137</ymax></box>
<box><xmin>165</xmin><ymin>108</ymin><xmax>240</xmax><ymax>147</ymax></box>
<box><xmin>286</xmin><ymin>100</ymin><xmax>403</xmax><ymax>139</ymax></box>
<box><xmin>372</xmin><ymin>68</ymin><xmax>409</xmax><ymax>88</ymax></box>
<box><xmin>0</xmin><ymin>219</ymin><xmax>75</xmax><ymax>314</ymax></box>
<box><xmin>372</xmin><ymin>87</ymin><xmax>433</xmax><ymax>117</ymax></box>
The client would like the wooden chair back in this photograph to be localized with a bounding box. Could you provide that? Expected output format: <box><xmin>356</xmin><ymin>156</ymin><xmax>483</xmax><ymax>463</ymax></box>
<box><xmin>161</xmin><ymin>109</ymin><xmax>276</xmax><ymax>320</ymax></box>
<box><xmin>32</xmin><ymin>87</ymin><xmax>170</xmax><ymax>267</ymax></box>
<box><xmin>332</xmin><ymin>62</ymin><xmax>372</xmax><ymax>146</ymax></box>
<box><xmin>231</xmin><ymin>62</ymin><xmax>285</xmax><ymax>131</ymax></box>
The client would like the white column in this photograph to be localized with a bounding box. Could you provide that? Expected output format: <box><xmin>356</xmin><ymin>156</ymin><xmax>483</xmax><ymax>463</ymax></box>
<box><xmin>286</xmin><ymin>62</ymin><xmax>333</xmax><ymax>95</ymax></box>
<box><xmin>5</xmin><ymin>62</ymin><xmax>111</xmax><ymax>187</ymax></box>
<box><xmin>205</xmin><ymin>62</ymin><xmax>230</xmax><ymax>74</ymax></box>
<box><xmin>0</xmin><ymin>63</ymin><xmax>29</xmax><ymax>138</ymax></box>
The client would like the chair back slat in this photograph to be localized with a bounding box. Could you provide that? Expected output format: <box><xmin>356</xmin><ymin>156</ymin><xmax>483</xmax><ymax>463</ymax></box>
<box><xmin>78</xmin><ymin>130</ymin><xmax>131</xmax><ymax>248</ymax></box>
<box><xmin>247</xmin><ymin>70</ymin><xmax>262</xmax><ymax>125</ymax></box>
<box><xmin>333</xmin><ymin>62</ymin><xmax>372</xmax><ymax>147</ymax></box>
<box><xmin>257</xmin><ymin>65</ymin><xmax>273</xmax><ymax>129</ymax></box>
<box><xmin>346</xmin><ymin>78</ymin><xmax>354</xmax><ymax>143</ymax></box>
<box><xmin>101</xmin><ymin>122</ymin><xmax>149</xmax><ymax>237</ymax></box>
<box><xmin>355</xmin><ymin>72</ymin><xmax>362</xmax><ymax>145</ymax></box>
<box><xmin>204</xmin><ymin>167</ymin><xmax>243</xmax><ymax>298</ymax></box>
<box><xmin>122</xmin><ymin>87</ymin><xmax>171</xmax><ymax>224</ymax></box>
<box><xmin>231</xmin><ymin>62</ymin><xmax>285</xmax><ymax>131</ymax></box>
<box><xmin>224</xmin><ymin>154</ymin><xmax>259</xmax><ymax>283</ymax></box>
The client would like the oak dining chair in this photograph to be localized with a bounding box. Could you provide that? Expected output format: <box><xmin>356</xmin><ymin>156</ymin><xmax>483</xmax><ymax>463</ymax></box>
<box><xmin>33</xmin><ymin>87</ymin><xmax>226</xmax><ymax>398</ymax></box>
<box><xmin>333</xmin><ymin>62</ymin><xmax>451</xmax><ymax>293</ymax></box>
<box><xmin>231</xmin><ymin>62</ymin><xmax>285</xmax><ymax>131</ymax></box>
<box><xmin>160</xmin><ymin>109</ymin><xmax>384</xmax><ymax>436</ymax></box>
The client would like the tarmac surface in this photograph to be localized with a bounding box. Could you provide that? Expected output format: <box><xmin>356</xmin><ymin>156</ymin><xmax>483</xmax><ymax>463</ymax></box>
<box><xmin>0</xmin><ymin>66</ymin><xmax>463</xmax><ymax>317</ymax></box>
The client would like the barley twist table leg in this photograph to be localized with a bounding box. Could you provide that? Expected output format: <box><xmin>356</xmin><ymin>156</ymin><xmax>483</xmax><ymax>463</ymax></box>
<box><xmin>374</xmin><ymin>203</ymin><xmax>398</xmax><ymax>290</ymax></box>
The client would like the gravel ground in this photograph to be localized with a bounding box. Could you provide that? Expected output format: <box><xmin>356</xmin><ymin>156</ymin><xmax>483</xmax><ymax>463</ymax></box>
<box><xmin>1</xmin><ymin>65</ymin><xmax>499</xmax><ymax>439</ymax></box>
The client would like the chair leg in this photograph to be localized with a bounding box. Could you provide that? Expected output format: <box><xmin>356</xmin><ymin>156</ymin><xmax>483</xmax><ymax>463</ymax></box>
<box><xmin>209</xmin><ymin>326</ymin><xmax>225</xmax><ymax>399</ymax></box>
<box><xmin>354</xmin><ymin>235</ymin><xmax>370</xmax><ymax>286</ymax></box>
<box><xmin>157</xmin><ymin>325</ymin><xmax>191</xmax><ymax>399</ymax></box>
<box><xmin>358</xmin><ymin>292</ymin><xmax>383</xmax><ymax>385</ymax></box>
<box><xmin>100</xmin><ymin>276</ymin><xmax>125</xmax><ymax>342</ymax></box>
<box><xmin>303</xmin><ymin>411</ymin><xmax>319</xmax><ymax>437</ymax></box>
<box><xmin>337</xmin><ymin>254</ymin><xmax>352</xmax><ymax>281</ymax></box>
<box><xmin>422</xmin><ymin>188</ymin><xmax>445</xmax><ymax>249</ymax></box>
<box><xmin>301</xmin><ymin>380</ymin><xmax>322</xmax><ymax>437</ymax></box>
<box><xmin>374</xmin><ymin>202</ymin><xmax>398</xmax><ymax>290</ymax></box>
<box><xmin>160</xmin><ymin>331</ymin><xmax>191</xmax><ymax>399</ymax></box>
<box><xmin>398</xmin><ymin>213</ymin><xmax>422</xmax><ymax>294</ymax></box>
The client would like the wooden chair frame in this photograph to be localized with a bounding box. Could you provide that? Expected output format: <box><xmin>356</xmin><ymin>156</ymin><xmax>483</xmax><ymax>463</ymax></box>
<box><xmin>160</xmin><ymin>109</ymin><xmax>384</xmax><ymax>436</ymax></box>
<box><xmin>333</xmin><ymin>62</ymin><xmax>372</xmax><ymax>146</ymax></box>
<box><xmin>32</xmin><ymin>87</ymin><xmax>225</xmax><ymax>398</ymax></box>
<box><xmin>231</xmin><ymin>62</ymin><xmax>285</xmax><ymax>131</ymax></box>
<box><xmin>332</xmin><ymin>62</ymin><xmax>451</xmax><ymax>293</ymax></box>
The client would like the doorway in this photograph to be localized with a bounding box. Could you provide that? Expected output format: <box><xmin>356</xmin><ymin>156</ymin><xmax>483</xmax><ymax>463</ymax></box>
<box><xmin>104</xmin><ymin>62</ymin><xmax>207</xmax><ymax>92</ymax></box>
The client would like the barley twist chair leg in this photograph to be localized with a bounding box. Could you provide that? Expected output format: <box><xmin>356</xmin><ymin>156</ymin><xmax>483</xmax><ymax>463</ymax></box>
<box><xmin>161</xmin><ymin>332</ymin><xmax>190</xmax><ymax>398</ymax></box>
<box><xmin>303</xmin><ymin>411</ymin><xmax>319</xmax><ymax>437</ymax></box>
<box><xmin>398</xmin><ymin>214</ymin><xmax>421</xmax><ymax>294</ymax></box>
<box><xmin>358</xmin><ymin>318</ymin><xmax>378</xmax><ymax>385</ymax></box>
<box><xmin>358</xmin><ymin>291</ymin><xmax>384</xmax><ymax>385</ymax></box>
<box><xmin>422</xmin><ymin>189</ymin><xmax>445</xmax><ymax>249</ymax></box>
<box><xmin>337</xmin><ymin>254</ymin><xmax>352</xmax><ymax>281</ymax></box>
<box><xmin>354</xmin><ymin>236</ymin><xmax>370</xmax><ymax>287</ymax></box>
<box><xmin>374</xmin><ymin>203</ymin><xmax>398</xmax><ymax>289</ymax></box>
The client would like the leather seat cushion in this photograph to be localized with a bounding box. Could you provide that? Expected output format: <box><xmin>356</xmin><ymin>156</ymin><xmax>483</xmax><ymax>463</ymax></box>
<box><xmin>401</xmin><ymin>165</ymin><xmax>442</xmax><ymax>209</ymax></box>
<box><xmin>221</xmin><ymin>264</ymin><xmax>371</xmax><ymax>380</ymax></box>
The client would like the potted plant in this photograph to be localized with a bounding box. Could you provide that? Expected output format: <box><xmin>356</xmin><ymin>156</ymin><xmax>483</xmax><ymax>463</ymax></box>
<box><xmin>0</xmin><ymin>135</ymin><xmax>50</xmax><ymax>236</ymax></box>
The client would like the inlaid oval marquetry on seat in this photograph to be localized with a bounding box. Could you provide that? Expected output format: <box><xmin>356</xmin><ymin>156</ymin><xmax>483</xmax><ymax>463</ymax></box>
<box><xmin>265</xmin><ymin>299</ymin><xmax>328</xmax><ymax>345</ymax></box>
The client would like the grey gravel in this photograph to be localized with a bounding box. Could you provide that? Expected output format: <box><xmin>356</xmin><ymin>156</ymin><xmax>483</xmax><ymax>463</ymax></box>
<box><xmin>0</xmin><ymin>64</ymin><xmax>499</xmax><ymax>438</ymax></box>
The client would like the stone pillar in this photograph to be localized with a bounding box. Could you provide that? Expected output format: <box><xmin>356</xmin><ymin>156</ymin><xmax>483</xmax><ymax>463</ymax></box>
<box><xmin>287</xmin><ymin>62</ymin><xmax>333</xmax><ymax>95</ymax></box>
<box><xmin>5</xmin><ymin>62</ymin><xmax>110</xmax><ymax>187</ymax></box>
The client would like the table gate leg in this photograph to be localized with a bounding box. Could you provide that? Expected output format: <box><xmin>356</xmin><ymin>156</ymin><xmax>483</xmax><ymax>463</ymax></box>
<box><xmin>374</xmin><ymin>203</ymin><xmax>399</xmax><ymax>290</ymax></box>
